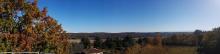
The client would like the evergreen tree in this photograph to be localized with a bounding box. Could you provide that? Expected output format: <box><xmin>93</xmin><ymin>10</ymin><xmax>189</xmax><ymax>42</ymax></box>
<box><xmin>103</xmin><ymin>37</ymin><xmax>117</xmax><ymax>49</ymax></box>
<box><xmin>93</xmin><ymin>37</ymin><xmax>102</xmax><ymax>48</ymax></box>
<box><xmin>199</xmin><ymin>27</ymin><xmax>220</xmax><ymax>54</ymax></box>
<box><xmin>114</xmin><ymin>37</ymin><xmax>123</xmax><ymax>48</ymax></box>
<box><xmin>137</xmin><ymin>38</ymin><xmax>144</xmax><ymax>45</ymax></box>
<box><xmin>138</xmin><ymin>37</ymin><xmax>150</xmax><ymax>46</ymax></box>
<box><xmin>122</xmin><ymin>36</ymin><xmax>135</xmax><ymax>48</ymax></box>
<box><xmin>81</xmin><ymin>37</ymin><xmax>91</xmax><ymax>49</ymax></box>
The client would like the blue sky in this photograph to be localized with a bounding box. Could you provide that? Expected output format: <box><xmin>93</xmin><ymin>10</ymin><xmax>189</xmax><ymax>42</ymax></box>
<box><xmin>37</xmin><ymin>0</ymin><xmax>220</xmax><ymax>33</ymax></box>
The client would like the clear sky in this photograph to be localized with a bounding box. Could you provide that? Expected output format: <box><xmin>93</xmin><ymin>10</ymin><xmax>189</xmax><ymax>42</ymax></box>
<box><xmin>37</xmin><ymin>0</ymin><xmax>220</xmax><ymax>33</ymax></box>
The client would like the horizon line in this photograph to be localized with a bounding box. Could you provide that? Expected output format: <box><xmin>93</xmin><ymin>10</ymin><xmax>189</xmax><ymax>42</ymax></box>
<box><xmin>67</xmin><ymin>31</ymin><xmax>196</xmax><ymax>33</ymax></box>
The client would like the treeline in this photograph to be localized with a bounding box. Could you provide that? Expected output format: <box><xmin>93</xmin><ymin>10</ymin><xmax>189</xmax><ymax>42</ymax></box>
<box><xmin>68</xmin><ymin>32</ymin><xmax>192</xmax><ymax>39</ymax></box>
<box><xmin>120</xmin><ymin>27</ymin><xmax>220</xmax><ymax>54</ymax></box>
<box><xmin>81</xmin><ymin>36</ymin><xmax>136</xmax><ymax>50</ymax></box>
<box><xmin>80</xmin><ymin>33</ymin><xmax>163</xmax><ymax>54</ymax></box>
<box><xmin>78</xmin><ymin>29</ymin><xmax>219</xmax><ymax>54</ymax></box>
<box><xmin>79</xmin><ymin>32</ymin><xmax>198</xmax><ymax>48</ymax></box>
<box><xmin>164</xmin><ymin>34</ymin><xmax>197</xmax><ymax>46</ymax></box>
<box><xmin>197</xmin><ymin>27</ymin><xmax>220</xmax><ymax>54</ymax></box>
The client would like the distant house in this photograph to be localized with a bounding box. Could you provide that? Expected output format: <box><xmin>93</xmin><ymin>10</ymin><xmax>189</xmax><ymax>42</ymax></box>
<box><xmin>84</xmin><ymin>48</ymin><xmax>103</xmax><ymax>54</ymax></box>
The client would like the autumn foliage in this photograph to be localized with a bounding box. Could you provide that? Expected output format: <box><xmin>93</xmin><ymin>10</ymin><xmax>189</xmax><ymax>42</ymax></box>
<box><xmin>125</xmin><ymin>33</ymin><xmax>165</xmax><ymax>54</ymax></box>
<box><xmin>0</xmin><ymin>0</ymin><xmax>69</xmax><ymax>54</ymax></box>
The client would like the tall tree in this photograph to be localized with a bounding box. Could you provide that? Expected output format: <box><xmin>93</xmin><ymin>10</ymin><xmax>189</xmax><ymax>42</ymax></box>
<box><xmin>81</xmin><ymin>37</ymin><xmax>91</xmax><ymax>49</ymax></box>
<box><xmin>114</xmin><ymin>37</ymin><xmax>123</xmax><ymax>48</ymax></box>
<box><xmin>138</xmin><ymin>37</ymin><xmax>151</xmax><ymax>46</ymax></box>
<box><xmin>0</xmin><ymin>0</ymin><xmax>69</xmax><ymax>54</ymax></box>
<box><xmin>122</xmin><ymin>36</ymin><xmax>135</xmax><ymax>48</ymax></box>
<box><xmin>93</xmin><ymin>37</ymin><xmax>102</xmax><ymax>48</ymax></box>
<box><xmin>194</xmin><ymin>30</ymin><xmax>204</xmax><ymax>45</ymax></box>
<box><xmin>137</xmin><ymin>38</ymin><xmax>144</xmax><ymax>45</ymax></box>
<box><xmin>199</xmin><ymin>27</ymin><xmax>220</xmax><ymax>54</ymax></box>
<box><xmin>103</xmin><ymin>37</ymin><xmax>117</xmax><ymax>49</ymax></box>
